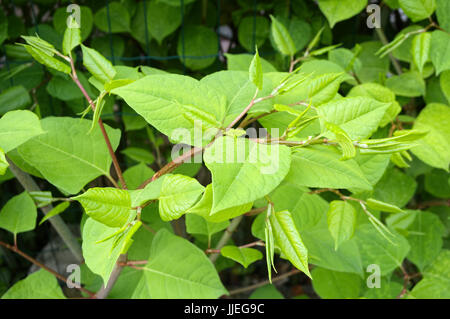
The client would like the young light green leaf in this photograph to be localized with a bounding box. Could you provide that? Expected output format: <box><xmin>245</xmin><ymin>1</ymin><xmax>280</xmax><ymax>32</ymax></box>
<box><xmin>324</xmin><ymin>122</ymin><xmax>356</xmax><ymax>160</ymax></box>
<box><xmin>81</xmin><ymin>44</ymin><xmax>116</xmax><ymax>83</ymax></box>
<box><xmin>249</xmin><ymin>47</ymin><xmax>263</xmax><ymax>90</ymax></box>
<box><xmin>221</xmin><ymin>246</ymin><xmax>263</xmax><ymax>268</ymax></box>
<box><xmin>158</xmin><ymin>174</ymin><xmax>205</xmax><ymax>221</ymax></box>
<box><xmin>411</xmin><ymin>32</ymin><xmax>431</xmax><ymax>74</ymax></box>
<box><xmin>327</xmin><ymin>200</ymin><xmax>356</xmax><ymax>250</ymax></box>
<box><xmin>430</xmin><ymin>30</ymin><xmax>450</xmax><ymax>75</ymax></box>
<box><xmin>0</xmin><ymin>147</ymin><xmax>7</xmax><ymax>175</ymax></box>
<box><xmin>269</xmin><ymin>210</ymin><xmax>311</xmax><ymax>278</ymax></box>
<box><xmin>22</xmin><ymin>45</ymin><xmax>71</xmax><ymax>74</ymax></box>
<box><xmin>62</xmin><ymin>18</ymin><xmax>81</xmax><ymax>55</ymax></box>
<box><xmin>366</xmin><ymin>198</ymin><xmax>403</xmax><ymax>214</ymax></box>
<box><xmin>73</xmin><ymin>187</ymin><xmax>132</xmax><ymax>228</ymax></box>
<box><xmin>39</xmin><ymin>202</ymin><xmax>70</xmax><ymax>226</ymax></box>
<box><xmin>0</xmin><ymin>192</ymin><xmax>37</xmax><ymax>235</ymax></box>
<box><xmin>270</xmin><ymin>15</ymin><xmax>296</xmax><ymax>56</ymax></box>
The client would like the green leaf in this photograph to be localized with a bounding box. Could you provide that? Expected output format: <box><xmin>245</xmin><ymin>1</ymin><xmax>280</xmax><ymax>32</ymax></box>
<box><xmin>112</xmin><ymin>74</ymin><xmax>225</xmax><ymax>147</ymax></box>
<box><xmin>39</xmin><ymin>202</ymin><xmax>70</xmax><ymax>226</ymax></box>
<box><xmin>318</xmin><ymin>97</ymin><xmax>390</xmax><ymax>140</ymax></box>
<box><xmin>185</xmin><ymin>214</ymin><xmax>229</xmax><ymax>239</ymax></box>
<box><xmin>238</xmin><ymin>16</ymin><xmax>270</xmax><ymax>52</ymax></box>
<box><xmin>94</xmin><ymin>2</ymin><xmax>130</xmax><ymax>33</ymax></box>
<box><xmin>132</xmin><ymin>229</ymin><xmax>227</xmax><ymax>298</ymax></box>
<box><xmin>324</xmin><ymin>122</ymin><xmax>356</xmax><ymax>160</ymax></box>
<box><xmin>225</xmin><ymin>53</ymin><xmax>277</xmax><ymax>73</ymax></box>
<box><xmin>16</xmin><ymin>117</ymin><xmax>121</xmax><ymax>194</ymax></box>
<box><xmin>187</xmin><ymin>184</ymin><xmax>253</xmax><ymax>223</ymax></box>
<box><xmin>269</xmin><ymin>210</ymin><xmax>311</xmax><ymax>278</ymax></box>
<box><xmin>436</xmin><ymin>0</ymin><xmax>450</xmax><ymax>32</ymax></box>
<box><xmin>347</xmin><ymin>83</ymin><xmax>401</xmax><ymax>127</ymax></box>
<box><xmin>81</xmin><ymin>45</ymin><xmax>116</xmax><ymax>84</ymax></box>
<box><xmin>22</xmin><ymin>44</ymin><xmax>71</xmax><ymax>74</ymax></box>
<box><xmin>74</xmin><ymin>188</ymin><xmax>132</xmax><ymax>228</ymax></box>
<box><xmin>0</xmin><ymin>147</ymin><xmax>7</xmax><ymax>175</ymax></box>
<box><xmin>306</xmin><ymin>72</ymin><xmax>347</xmax><ymax>105</ymax></box>
<box><xmin>285</xmin><ymin>146</ymin><xmax>372</xmax><ymax>191</ymax></box>
<box><xmin>0</xmin><ymin>191</ymin><xmax>36</xmax><ymax>235</ymax></box>
<box><xmin>411</xmin><ymin>32</ymin><xmax>431</xmax><ymax>74</ymax></box>
<box><xmin>249</xmin><ymin>285</ymin><xmax>284</xmax><ymax>299</ymax></box>
<box><xmin>424</xmin><ymin>169</ymin><xmax>450</xmax><ymax>198</ymax></box>
<box><xmin>366</xmin><ymin>198</ymin><xmax>404</xmax><ymax>213</ymax></box>
<box><xmin>82</xmin><ymin>217</ymin><xmax>137</xmax><ymax>284</ymax></box>
<box><xmin>158</xmin><ymin>174</ymin><xmax>205</xmax><ymax>221</ymax></box>
<box><xmin>220</xmin><ymin>246</ymin><xmax>263</xmax><ymax>268</ymax></box>
<box><xmin>122</xmin><ymin>163</ymin><xmax>155</xmax><ymax>190</ymax></box>
<box><xmin>129</xmin><ymin>176</ymin><xmax>167</xmax><ymax>207</ymax></box>
<box><xmin>1</xmin><ymin>269</ymin><xmax>66</xmax><ymax>299</ymax></box>
<box><xmin>249</xmin><ymin>48</ymin><xmax>263</xmax><ymax>90</ymax></box>
<box><xmin>399</xmin><ymin>0</ymin><xmax>436</xmax><ymax>22</ymax></box>
<box><xmin>177</xmin><ymin>26</ymin><xmax>218</xmax><ymax>71</ymax></box>
<box><xmin>0</xmin><ymin>85</ymin><xmax>32</xmax><ymax>115</ymax></box>
<box><xmin>62</xmin><ymin>18</ymin><xmax>81</xmax><ymax>55</ymax></box>
<box><xmin>317</xmin><ymin>0</ymin><xmax>368</xmax><ymax>28</ymax></box>
<box><xmin>407</xmin><ymin>211</ymin><xmax>445</xmax><ymax>271</ymax></box>
<box><xmin>430</xmin><ymin>30</ymin><xmax>450</xmax><ymax>75</ymax></box>
<box><xmin>311</xmin><ymin>267</ymin><xmax>362</xmax><ymax>298</ymax></box>
<box><xmin>204</xmin><ymin>136</ymin><xmax>291</xmax><ymax>213</ymax></box>
<box><xmin>0</xmin><ymin>110</ymin><xmax>44</xmax><ymax>153</ymax></box>
<box><xmin>121</xmin><ymin>147</ymin><xmax>155</xmax><ymax>164</ymax></box>
<box><xmin>269</xmin><ymin>15</ymin><xmax>296</xmax><ymax>56</ymax></box>
<box><xmin>53</xmin><ymin>6</ymin><xmax>93</xmax><ymax>41</ymax></box>
<box><xmin>441</xmin><ymin>70</ymin><xmax>450</xmax><ymax>104</ymax></box>
<box><xmin>147</xmin><ymin>0</ymin><xmax>182</xmax><ymax>45</ymax></box>
<box><xmin>327</xmin><ymin>200</ymin><xmax>356</xmax><ymax>250</ymax></box>
<box><xmin>372</xmin><ymin>167</ymin><xmax>417</xmax><ymax>208</ymax></box>
<box><xmin>386</xmin><ymin>71</ymin><xmax>426</xmax><ymax>97</ymax></box>
<box><xmin>409</xmin><ymin>249</ymin><xmax>450</xmax><ymax>298</ymax></box>
<box><xmin>355</xmin><ymin>224</ymin><xmax>410</xmax><ymax>276</ymax></box>
<box><xmin>412</xmin><ymin>103</ymin><xmax>450</xmax><ymax>170</ymax></box>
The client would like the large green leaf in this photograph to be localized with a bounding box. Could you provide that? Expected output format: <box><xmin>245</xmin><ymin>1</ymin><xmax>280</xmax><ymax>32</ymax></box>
<box><xmin>285</xmin><ymin>146</ymin><xmax>372</xmax><ymax>191</ymax></box>
<box><xmin>372</xmin><ymin>167</ymin><xmax>417</xmax><ymax>208</ymax></box>
<box><xmin>327</xmin><ymin>200</ymin><xmax>356</xmax><ymax>250</ymax></box>
<box><xmin>74</xmin><ymin>188</ymin><xmax>132</xmax><ymax>228</ymax></box>
<box><xmin>204</xmin><ymin>136</ymin><xmax>291</xmax><ymax>213</ymax></box>
<box><xmin>317</xmin><ymin>97</ymin><xmax>390</xmax><ymax>140</ymax></box>
<box><xmin>0</xmin><ymin>110</ymin><xmax>44</xmax><ymax>153</ymax></box>
<box><xmin>177</xmin><ymin>26</ymin><xmax>218</xmax><ymax>71</ymax></box>
<box><xmin>112</xmin><ymin>74</ymin><xmax>225</xmax><ymax>147</ymax></box>
<box><xmin>311</xmin><ymin>267</ymin><xmax>362</xmax><ymax>298</ymax></box>
<box><xmin>409</xmin><ymin>249</ymin><xmax>450</xmax><ymax>298</ymax></box>
<box><xmin>1</xmin><ymin>269</ymin><xmax>66</xmax><ymax>299</ymax></box>
<box><xmin>16</xmin><ymin>117</ymin><xmax>121</xmax><ymax>194</ymax></box>
<box><xmin>385</xmin><ymin>72</ymin><xmax>426</xmax><ymax>97</ymax></box>
<box><xmin>412</xmin><ymin>103</ymin><xmax>450</xmax><ymax>170</ymax></box>
<box><xmin>147</xmin><ymin>0</ymin><xmax>181</xmax><ymax>44</ymax></box>
<box><xmin>158</xmin><ymin>174</ymin><xmax>205</xmax><ymax>221</ymax></box>
<box><xmin>436</xmin><ymin>0</ymin><xmax>450</xmax><ymax>32</ymax></box>
<box><xmin>0</xmin><ymin>191</ymin><xmax>36</xmax><ymax>235</ymax></box>
<box><xmin>132</xmin><ymin>229</ymin><xmax>227</xmax><ymax>298</ymax></box>
<box><xmin>430</xmin><ymin>30</ymin><xmax>450</xmax><ymax>75</ymax></box>
<box><xmin>269</xmin><ymin>210</ymin><xmax>311</xmax><ymax>277</ymax></box>
<box><xmin>317</xmin><ymin>0</ymin><xmax>368</xmax><ymax>28</ymax></box>
<box><xmin>185</xmin><ymin>214</ymin><xmax>229</xmax><ymax>239</ymax></box>
<box><xmin>94</xmin><ymin>2</ymin><xmax>130</xmax><ymax>33</ymax></box>
<box><xmin>399</xmin><ymin>0</ymin><xmax>436</xmax><ymax>22</ymax></box>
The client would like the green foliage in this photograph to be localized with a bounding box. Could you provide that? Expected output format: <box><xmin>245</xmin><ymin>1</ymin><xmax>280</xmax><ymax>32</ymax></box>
<box><xmin>0</xmin><ymin>0</ymin><xmax>448</xmax><ymax>300</ymax></box>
